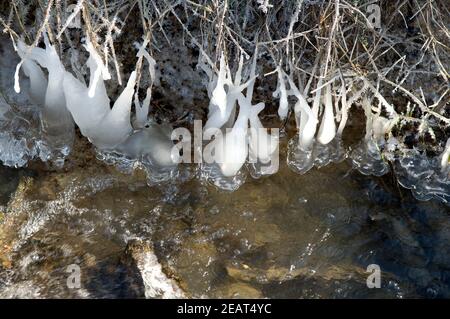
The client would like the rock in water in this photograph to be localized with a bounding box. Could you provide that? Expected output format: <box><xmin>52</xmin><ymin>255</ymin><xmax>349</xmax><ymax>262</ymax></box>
<box><xmin>124</xmin><ymin>240</ymin><xmax>186</xmax><ymax>299</ymax></box>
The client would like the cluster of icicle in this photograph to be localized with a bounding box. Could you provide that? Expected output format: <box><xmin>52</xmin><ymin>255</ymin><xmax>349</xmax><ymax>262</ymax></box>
<box><xmin>2</xmin><ymin>35</ymin><xmax>449</xmax><ymax>201</ymax></box>
<box><xmin>274</xmin><ymin>68</ymin><xmax>349</xmax><ymax>174</ymax></box>
<box><xmin>12</xmin><ymin>35</ymin><xmax>178</xmax><ymax>183</ymax></box>
<box><xmin>197</xmin><ymin>51</ymin><xmax>279</xmax><ymax>190</ymax></box>
<box><xmin>349</xmin><ymin>86</ymin><xmax>449</xmax><ymax>204</ymax></box>
<box><xmin>271</xmin><ymin>67</ymin><xmax>449</xmax><ymax>204</ymax></box>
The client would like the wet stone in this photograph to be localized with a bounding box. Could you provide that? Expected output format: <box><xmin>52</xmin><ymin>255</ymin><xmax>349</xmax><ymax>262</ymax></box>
<box><xmin>122</xmin><ymin>240</ymin><xmax>186</xmax><ymax>299</ymax></box>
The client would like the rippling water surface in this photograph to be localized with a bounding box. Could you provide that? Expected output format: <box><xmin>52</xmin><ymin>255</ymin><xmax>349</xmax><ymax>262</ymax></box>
<box><xmin>1</xmin><ymin>144</ymin><xmax>449</xmax><ymax>298</ymax></box>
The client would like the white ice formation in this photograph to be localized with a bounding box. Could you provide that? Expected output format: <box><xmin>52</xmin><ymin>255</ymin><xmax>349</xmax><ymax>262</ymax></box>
<box><xmin>10</xmin><ymin>35</ymin><xmax>177</xmax><ymax>178</ymax></box>
<box><xmin>201</xmin><ymin>51</ymin><xmax>279</xmax><ymax>186</ymax></box>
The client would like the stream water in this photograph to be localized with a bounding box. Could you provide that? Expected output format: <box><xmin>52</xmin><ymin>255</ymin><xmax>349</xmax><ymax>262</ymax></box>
<box><xmin>1</xmin><ymin>145</ymin><xmax>449</xmax><ymax>298</ymax></box>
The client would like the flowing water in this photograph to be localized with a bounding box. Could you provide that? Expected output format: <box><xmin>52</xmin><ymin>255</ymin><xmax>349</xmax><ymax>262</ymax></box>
<box><xmin>1</xmin><ymin>139</ymin><xmax>449</xmax><ymax>298</ymax></box>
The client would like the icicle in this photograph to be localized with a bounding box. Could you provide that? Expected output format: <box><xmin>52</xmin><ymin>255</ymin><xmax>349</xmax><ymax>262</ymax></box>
<box><xmin>337</xmin><ymin>81</ymin><xmax>349</xmax><ymax>136</ymax></box>
<box><xmin>83</xmin><ymin>38</ymin><xmax>111</xmax><ymax>98</ymax></box>
<box><xmin>63</xmin><ymin>49</ymin><xmax>110</xmax><ymax>141</ymax></box>
<box><xmin>203</xmin><ymin>50</ymin><xmax>271</xmax><ymax>178</ymax></box>
<box><xmin>63</xmin><ymin>71</ymin><xmax>108</xmax><ymax>138</ymax></box>
<box><xmin>204</xmin><ymin>55</ymin><xmax>232</xmax><ymax>131</ymax></box>
<box><xmin>63</xmin><ymin>38</ymin><xmax>136</xmax><ymax>149</ymax></box>
<box><xmin>34</xmin><ymin>36</ymin><xmax>72</xmax><ymax>127</ymax></box>
<box><xmin>16</xmin><ymin>36</ymin><xmax>73</xmax><ymax>135</ymax></box>
<box><xmin>204</xmin><ymin>53</ymin><xmax>256</xmax><ymax>132</ymax></box>
<box><xmin>317</xmin><ymin>84</ymin><xmax>336</xmax><ymax>145</ymax></box>
<box><xmin>14</xmin><ymin>60</ymin><xmax>24</xmax><ymax>94</ymax></box>
<box><xmin>15</xmin><ymin>41</ymin><xmax>47</xmax><ymax>105</ymax></box>
<box><xmin>210</xmin><ymin>54</ymin><xmax>228</xmax><ymax>116</ymax></box>
<box><xmin>311</xmin><ymin>77</ymin><xmax>323</xmax><ymax>118</ymax></box>
<box><xmin>96</xmin><ymin>71</ymin><xmax>136</xmax><ymax>147</ymax></box>
<box><xmin>246</xmin><ymin>51</ymin><xmax>278</xmax><ymax>169</ymax></box>
<box><xmin>15</xmin><ymin>40</ymin><xmax>47</xmax><ymax>101</ymax></box>
<box><xmin>233</xmin><ymin>53</ymin><xmax>245</xmax><ymax>87</ymax></box>
<box><xmin>275</xmin><ymin>67</ymin><xmax>289</xmax><ymax>120</ymax></box>
<box><xmin>440</xmin><ymin>138</ymin><xmax>450</xmax><ymax>173</ymax></box>
<box><xmin>217</xmin><ymin>93</ymin><xmax>250</xmax><ymax>177</ymax></box>
<box><xmin>249</xmin><ymin>102</ymin><xmax>278</xmax><ymax>164</ymax></box>
<box><xmin>296</xmin><ymin>101</ymin><xmax>317</xmax><ymax>150</ymax></box>
<box><xmin>286</xmin><ymin>75</ymin><xmax>317</xmax><ymax>150</ymax></box>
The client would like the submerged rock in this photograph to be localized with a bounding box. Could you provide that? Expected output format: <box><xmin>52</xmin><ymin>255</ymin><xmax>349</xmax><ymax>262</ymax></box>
<box><xmin>123</xmin><ymin>240</ymin><xmax>186</xmax><ymax>299</ymax></box>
